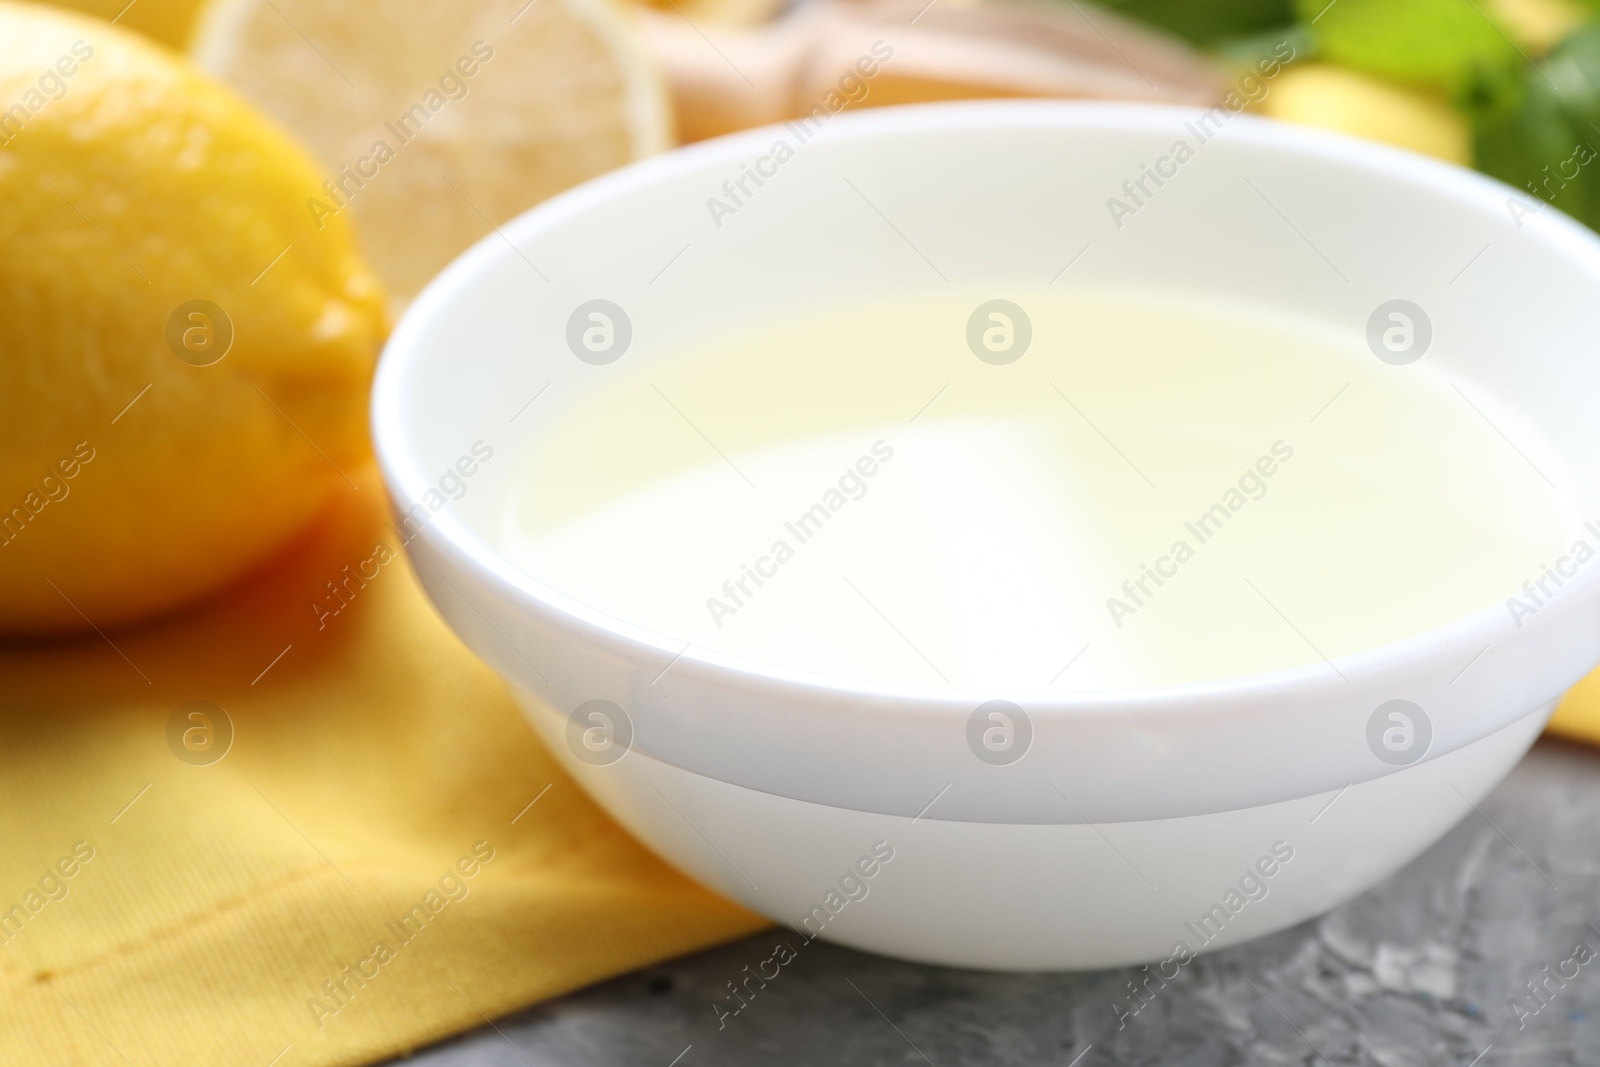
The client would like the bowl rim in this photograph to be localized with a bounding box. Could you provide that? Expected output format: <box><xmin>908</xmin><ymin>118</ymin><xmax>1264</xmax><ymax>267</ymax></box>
<box><xmin>372</xmin><ymin>98</ymin><xmax>1600</xmax><ymax>721</ymax></box>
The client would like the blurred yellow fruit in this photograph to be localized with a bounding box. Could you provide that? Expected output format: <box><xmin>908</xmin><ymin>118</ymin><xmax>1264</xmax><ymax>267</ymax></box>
<box><xmin>1489</xmin><ymin>0</ymin><xmax>1589</xmax><ymax>53</ymax></box>
<box><xmin>191</xmin><ymin>0</ymin><xmax>671</xmax><ymax>302</ymax></box>
<box><xmin>39</xmin><ymin>0</ymin><xmax>785</xmax><ymax>47</ymax></box>
<box><xmin>37</xmin><ymin>0</ymin><xmax>204</xmax><ymax>49</ymax></box>
<box><xmin>0</xmin><ymin>1</ymin><xmax>385</xmax><ymax>635</ymax></box>
<box><xmin>1259</xmin><ymin>63</ymin><xmax>1472</xmax><ymax>166</ymax></box>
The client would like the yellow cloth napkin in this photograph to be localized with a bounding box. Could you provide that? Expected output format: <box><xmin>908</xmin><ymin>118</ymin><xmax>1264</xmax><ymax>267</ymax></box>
<box><xmin>1547</xmin><ymin>671</ymin><xmax>1600</xmax><ymax>746</ymax></box>
<box><xmin>0</xmin><ymin>466</ymin><xmax>766</xmax><ymax>1066</ymax></box>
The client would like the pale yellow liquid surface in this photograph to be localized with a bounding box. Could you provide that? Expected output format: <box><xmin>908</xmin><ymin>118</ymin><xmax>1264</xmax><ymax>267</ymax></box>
<box><xmin>502</xmin><ymin>291</ymin><xmax>1575</xmax><ymax>690</ymax></box>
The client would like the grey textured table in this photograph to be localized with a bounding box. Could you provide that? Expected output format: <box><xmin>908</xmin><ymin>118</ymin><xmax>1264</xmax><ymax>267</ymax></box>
<box><xmin>391</xmin><ymin>738</ymin><xmax>1600</xmax><ymax>1066</ymax></box>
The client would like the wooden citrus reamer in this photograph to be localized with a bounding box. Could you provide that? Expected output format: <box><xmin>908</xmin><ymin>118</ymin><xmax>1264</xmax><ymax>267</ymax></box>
<box><xmin>642</xmin><ymin>0</ymin><xmax>1225</xmax><ymax>143</ymax></box>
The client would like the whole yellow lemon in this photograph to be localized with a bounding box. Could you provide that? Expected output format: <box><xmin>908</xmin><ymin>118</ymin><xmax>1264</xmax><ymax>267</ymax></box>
<box><xmin>0</xmin><ymin>1</ymin><xmax>385</xmax><ymax>635</ymax></box>
<box><xmin>41</xmin><ymin>0</ymin><xmax>206</xmax><ymax>50</ymax></box>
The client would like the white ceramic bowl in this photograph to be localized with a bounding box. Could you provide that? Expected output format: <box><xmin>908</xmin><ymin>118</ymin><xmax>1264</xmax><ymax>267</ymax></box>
<box><xmin>373</xmin><ymin>102</ymin><xmax>1600</xmax><ymax>970</ymax></box>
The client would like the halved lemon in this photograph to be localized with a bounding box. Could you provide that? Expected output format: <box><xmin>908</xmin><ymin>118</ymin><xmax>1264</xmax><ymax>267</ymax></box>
<box><xmin>192</xmin><ymin>0</ymin><xmax>672</xmax><ymax>300</ymax></box>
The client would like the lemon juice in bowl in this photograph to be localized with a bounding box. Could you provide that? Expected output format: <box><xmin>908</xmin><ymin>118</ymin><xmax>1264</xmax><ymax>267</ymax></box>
<box><xmin>502</xmin><ymin>288</ymin><xmax>1576</xmax><ymax>691</ymax></box>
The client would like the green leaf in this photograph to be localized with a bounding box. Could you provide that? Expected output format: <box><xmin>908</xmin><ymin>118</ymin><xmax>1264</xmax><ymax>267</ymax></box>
<box><xmin>1095</xmin><ymin>0</ymin><xmax>1297</xmax><ymax>44</ymax></box>
<box><xmin>1212</xmin><ymin>25</ymin><xmax>1318</xmax><ymax>68</ymax></box>
<box><xmin>1299</xmin><ymin>0</ymin><xmax>1522</xmax><ymax>106</ymax></box>
<box><xmin>1473</xmin><ymin>24</ymin><xmax>1600</xmax><ymax>229</ymax></box>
